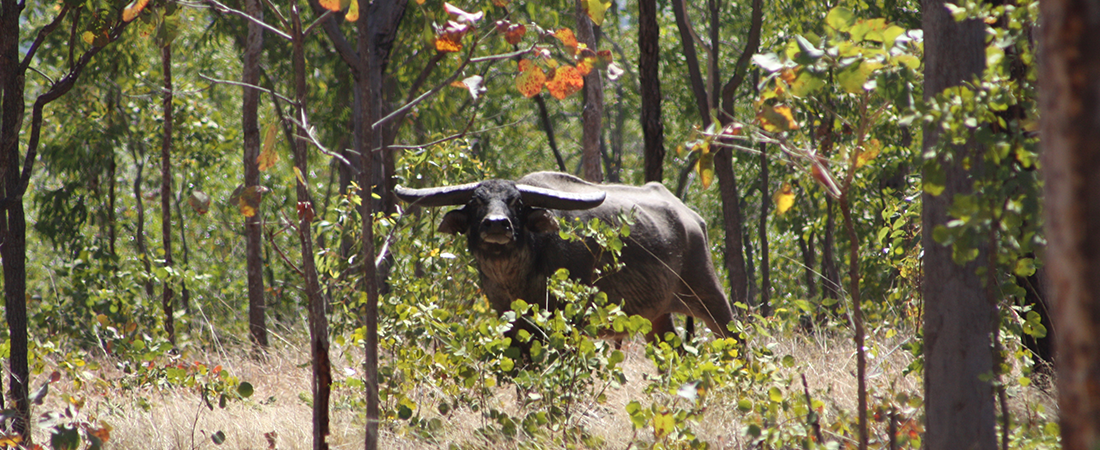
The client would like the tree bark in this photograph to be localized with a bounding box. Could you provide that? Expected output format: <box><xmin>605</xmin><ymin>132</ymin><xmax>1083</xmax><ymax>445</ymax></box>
<box><xmin>821</xmin><ymin>196</ymin><xmax>841</xmax><ymax>303</ymax></box>
<box><xmin>758</xmin><ymin>145</ymin><xmax>771</xmax><ymax>317</ymax></box>
<box><xmin>0</xmin><ymin>3</ymin><xmax>127</xmax><ymax>439</ymax></box>
<box><xmin>638</xmin><ymin>0</ymin><xmax>664</xmax><ymax>182</ymax></box>
<box><xmin>1039</xmin><ymin>0</ymin><xmax>1100</xmax><ymax>445</ymax></box>
<box><xmin>358</xmin><ymin>2</ymin><xmax>408</xmax><ymax>448</ymax></box>
<box><xmin>575</xmin><ymin>0</ymin><xmax>603</xmax><ymax>182</ymax></box>
<box><xmin>160</xmin><ymin>43</ymin><xmax>176</xmax><ymax>344</ymax></box>
<box><xmin>922</xmin><ymin>1</ymin><xmax>996</xmax><ymax>449</ymax></box>
<box><xmin>242</xmin><ymin>0</ymin><xmax>268</xmax><ymax>350</ymax></box>
<box><xmin>0</xmin><ymin>3</ymin><xmax>28</xmax><ymax>432</ymax></box>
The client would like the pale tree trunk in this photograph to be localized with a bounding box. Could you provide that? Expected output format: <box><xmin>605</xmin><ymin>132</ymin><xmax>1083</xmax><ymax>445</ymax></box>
<box><xmin>575</xmin><ymin>0</ymin><xmax>602</xmax><ymax>182</ymax></box>
<box><xmin>161</xmin><ymin>43</ymin><xmax>176</xmax><ymax>344</ymax></box>
<box><xmin>1040</xmin><ymin>0</ymin><xmax>1100</xmax><ymax>446</ymax></box>
<box><xmin>638</xmin><ymin>0</ymin><xmax>664</xmax><ymax>183</ymax></box>
<box><xmin>242</xmin><ymin>0</ymin><xmax>268</xmax><ymax>350</ymax></box>
<box><xmin>922</xmin><ymin>1</ymin><xmax>996</xmax><ymax>449</ymax></box>
<box><xmin>357</xmin><ymin>2</ymin><xmax>408</xmax><ymax>448</ymax></box>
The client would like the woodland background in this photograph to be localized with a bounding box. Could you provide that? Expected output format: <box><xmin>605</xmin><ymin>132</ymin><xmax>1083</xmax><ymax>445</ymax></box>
<box><xmin>0</xmin><ymin>0</ymin><xmax>1091</xmax><ymax>448</ymax></box>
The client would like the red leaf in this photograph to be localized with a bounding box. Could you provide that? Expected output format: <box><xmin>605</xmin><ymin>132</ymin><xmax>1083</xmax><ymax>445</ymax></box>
<box><xmin>503</xmin><ymin>22</ymin><xmax>526</xmax><ymax>45</ymax></box>
<box><xmin>297</xmin><ymin>201</ymin><xmax>316</xmax><ymax>223</ymax></box>
<box><xmin>546</xmin><ymin>65</ymin><xmax>583</xmax><ymax>99</ymax></box>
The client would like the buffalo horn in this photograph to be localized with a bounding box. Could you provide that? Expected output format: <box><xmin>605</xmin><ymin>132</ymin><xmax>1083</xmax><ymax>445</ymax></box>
<box><xmin>517</xmin><ymin>184</ymin><xmax>606</xmax><ymax>210</ymax></box>
<box><xmin>393</xmin><ymin>182</ymin><xmax>481</xmax><ymax>207</ymax></box>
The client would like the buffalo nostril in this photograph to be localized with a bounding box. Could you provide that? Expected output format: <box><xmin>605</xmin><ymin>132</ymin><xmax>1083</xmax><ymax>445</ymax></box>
<box><xmin>483</xmin><ymin>216</ymin><xmax>512</xmax><ymax>232</ymax></box>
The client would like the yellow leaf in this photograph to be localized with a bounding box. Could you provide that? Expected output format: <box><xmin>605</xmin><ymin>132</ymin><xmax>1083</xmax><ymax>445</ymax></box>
<box><xmin>554</xmin><ymin>28</ymin><xmax>579</xmax><ymax>54</ymax></box>
<box><xmin>318</xmin><ymin>0</ymin><xmax>341</xmax><ymax>12</ymax></box>
<box><xmin>856</xmin><ymin>139</ymin><xmax>881</xmax><ymax>168</ymax></box>
<box><xmin>293</xmin><ymin>166</ymin><xmax>307</xmax><ymax>186</ymax></box>
<box><xmin>122</xmin><ymin>0</ymin><xmax>150</xmax><ymax>22</ymax></box>
<box><xmin>257</xmin><ymin>148</ymin><xmax>279</xmax><ymax>172</ymax></box>
<box><xmin>346</xmin><ymin>0</ymin><xmax>360</xmax><ymax>21</ymax></box>
<box><xmin>515</xmin><ymin>63</ymin><xmax>546</xmax><ymax>98</ymax></box>
<box><xmin>0</xmin><ymin>434</ymin><xmax>21</xmax><ymax>446</ymax></box>
<box><xmin>96</xmin><ymin>314</ymin><xmax>109</xmax><ymax>326</ymax></box>
<box><xmin>82</xmin><ymin>31</ymin><xmax>95</xmax><ymax>45</ymax></box>
<box><xmin>756</xmin><ymin>104</ymin><xmax>800</xmax><ymax>132</ymax></box>
<box><xmin>258</xmin><ymin>121</ymin><xmax>279</xmax><ymax>171</ymax></box>
<box><xmin>653</xmin><ymin>413</ymin><xmax>674</xmax><ymax>438</ymax></box>
<box><xmin>584</xmin><ymin>0</ymin><xmax>611</xmax><ymax>26</ymax></box>
<box><xmin>773</xmin><ymin>182</ymin><xmax>795</xmax><ymax>214</ymax></box>
<box><xmin>696</xmin><ymin>151</ymin><xmax>715</xmax><ymax>189</ymax></box>
<box><xmin>434</xmin><ymin>34</ymin><xmax>463</xmax><ymax>52</ymax></box>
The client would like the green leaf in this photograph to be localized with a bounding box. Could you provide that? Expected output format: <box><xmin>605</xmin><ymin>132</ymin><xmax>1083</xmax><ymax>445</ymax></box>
<box><xmin>826</xmin><ymin>7</ymin><xmax>855</xmax><ymax>32</ymax></box>
<box><xmin>1014</xmin><ymin>258</ymin><xmax>1036</xmax><ymax>277</ymax></box>
<box><xmin>768</xmin><ymin>387</ymin><xmax>783</xmax><ymax>402</ymax></box>
<box><xmin>790</xmin><ymin>69</ymin><xmax>826</xmax><ymax>97</ymax></box>
<box><xmin>794</xmin><ymin>35</ymin><xmax>824</xmax><ymax>63</ymax></box>
<box><xmin>237</xmin><ymin>381</ymin><xmax>254</xmax><ymax>398</ymax></box>
<box><xmin>837</xmin><ymin>61</ymin><xmax>882</xmax><ymax>93</ymax></box>
<box><xmin>752</xmin><ymin>52</ymin><xmax>785</xmax><ymax>73</ymax></box>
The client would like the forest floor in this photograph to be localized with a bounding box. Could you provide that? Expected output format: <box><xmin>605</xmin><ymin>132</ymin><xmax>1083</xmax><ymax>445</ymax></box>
<box><xmin>28</xmin><ymin>327</ymin><xmax>1057</xmax><ymax>450</ymax></box>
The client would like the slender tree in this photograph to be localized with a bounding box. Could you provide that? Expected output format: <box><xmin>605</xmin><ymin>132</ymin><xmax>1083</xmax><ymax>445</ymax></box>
<box><xmin>356</xmin><ymin>3</ymin><xmax>410</xmax><ymax>448</ymax></box>
<box><xmin>922</xmin><ymin>0</ymin><xmax>996</xmax><ymax>448</ymax></box>
<box><xmin>575</xmin><ymin>0</ymin><xmax>603</xmax><ymax>182</ymax></box>
<box><xmin>638</xmin><ymin>0</ymin><xmax>664</xmax><ymax>183</ymax></box>
<box><xmin>242</xmin><ymin>0</ymin><xmax>268</xmax><ymax>349</ymax></box>
<box><xmin>160</xmin><ymin>37</ymin><xmax>176</xmax><ymax>344</ymax></box>
<box><xmin>0</xmin><ymin>0</ymin><xmax>131</xmax><ymax>439</ymax></box>
<box><xmin>1040</xmin><ymin>0</ymin><xmax>1100</xmax><ymax>446</ymax></box>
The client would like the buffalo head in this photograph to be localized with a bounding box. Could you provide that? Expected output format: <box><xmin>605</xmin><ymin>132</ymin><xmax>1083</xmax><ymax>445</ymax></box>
<box><xmin>394</xmin><ymin>179</ymin><xmax>606</xmax><ymax>253</ymax></box>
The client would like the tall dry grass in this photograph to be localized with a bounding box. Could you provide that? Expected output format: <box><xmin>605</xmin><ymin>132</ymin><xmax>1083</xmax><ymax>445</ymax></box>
<box><xmin>27</xmin><ymin>324</ymin><xmax>1056</xmax><ymax>450</ymax></box>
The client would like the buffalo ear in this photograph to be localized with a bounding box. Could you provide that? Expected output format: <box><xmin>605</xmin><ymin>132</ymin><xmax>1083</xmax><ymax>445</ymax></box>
<box><xmin>526</xmin><ymin>209</ymin><xmax>559</xmax><ymax>234</ymax></box>
<box><xmin>438</xmin><ymin>209</ymin><xmax>469</xmax><ymax>235</ymax></box>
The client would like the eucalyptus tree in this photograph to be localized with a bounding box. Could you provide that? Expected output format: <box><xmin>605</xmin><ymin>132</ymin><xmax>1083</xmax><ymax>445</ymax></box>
<box><xmin>0</xmin><ymin>0</ymin><xmax>143</xmax><ymax>440</ymax></box>
<box><xmin>1041</xmin><ymin>0</ymin><xmax>1100</xmax><ymax>445</ymax></box>
<box><xmin>921</xmin><ymin>1</ymin><xmax>995</xmax><ymax>448</ymax></box>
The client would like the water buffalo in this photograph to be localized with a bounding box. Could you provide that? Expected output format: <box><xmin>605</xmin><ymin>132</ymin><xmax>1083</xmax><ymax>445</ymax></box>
<box><xmin>394</xmin><ymin>171</ymin><xmax>736</xmax><ymax>342</ymax></box>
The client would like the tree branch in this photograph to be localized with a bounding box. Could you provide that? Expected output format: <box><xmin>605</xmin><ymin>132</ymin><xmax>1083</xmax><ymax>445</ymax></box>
<box><xmin>19</xmin><ymin>5</ymin><xmax>69</xmax><ymax>70</ymax></box>
<box><xmin>719</xmin><ymin>0</ymin><xmax>763</xmax><ymax>122</ymax></box>
<box><xmin>672</xmin><ymin>0</ymin><xmax>712</xmax><ymax>127</ymax></box>
<box><xmin>201</xmin><ymin>0</ymin><xmax>293</xmax><ymax>41</ymax></box>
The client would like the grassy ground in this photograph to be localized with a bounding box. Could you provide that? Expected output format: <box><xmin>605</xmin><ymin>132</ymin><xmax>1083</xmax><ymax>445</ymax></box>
<box><xmin>28</xmin><ymin>325</ymin><xmax>1056</xmax><ymax>450</ymax></box>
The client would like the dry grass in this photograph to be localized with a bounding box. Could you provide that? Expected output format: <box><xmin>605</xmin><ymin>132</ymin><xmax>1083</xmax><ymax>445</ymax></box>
<box><xmin>27</xmin><ymin>326</ymin><xmax>1056</xmax><ymax>450</ymax></box>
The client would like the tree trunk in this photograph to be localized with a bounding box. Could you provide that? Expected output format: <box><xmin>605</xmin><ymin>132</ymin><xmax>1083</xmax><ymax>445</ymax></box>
<box><xmin>160</xmin><ymin>43</ymin><xmax>176</xmax><ymax>344</ymax></box>
<box><xmin>922</xmin><ymin>1</ymin><xmax>996</xmax><ymax>448</ymax></box>
<box><xmin>132</xmin><ymin>144</ymin><xmax>155</xmax><ymax>299</ymax></box>
<box><xmin>822</xmin><ymin>196</ymin><xmax>841</xmax><ymax>303</ymax></box>
<box><xmin>575</xmin><ymin>0</ymin><xmax>603</xmax><ymax>182</ymax></box>
<box><xmin>638</xmin><ymin>0</ymin><xmax>664</xmax><ymax>183</ymax></box>
<box><xmin>758</xmin><ymin>145</ymin><xmax>771</xmax><ymax>317</ymax></box>
<box><xmin>1039</xmin><ymin>0</ymin><xmax>1100</xmax><ymax>445</ymax></box>
<box><xmin>242</xmin><ymin>0</ymin><xmax>268</xmax><ymax>350</ymax></box>
<box><xmin>358</xmin><ymin>2</ymin><xmax>408</xmax><ymax>448</ymax></box>
<box><xmin>283</xmin><ymin>8</ymin><xmax>333</xmax><ymax>450</ymax></box>
<box><xmin>0</xmin><ymin>3</ymin><xmax>27</xmax><ymax>432</ymax></box>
